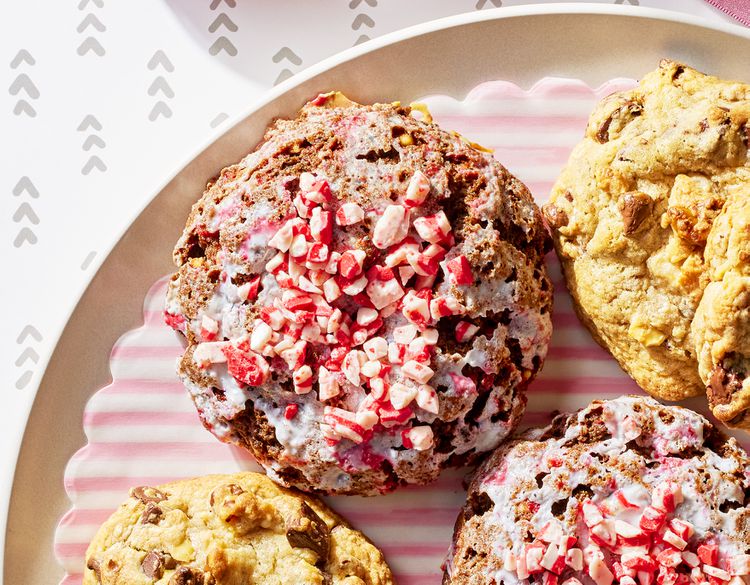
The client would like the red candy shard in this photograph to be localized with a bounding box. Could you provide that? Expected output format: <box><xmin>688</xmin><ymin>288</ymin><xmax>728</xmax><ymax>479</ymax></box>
<box><xmin>284</xmin><ymin>404</ymin><xmax>299</xmax><ymax>419</ymax></box>
<box><xmin>640</xmin><ymin>505</ymin><xmax>667</xmax><ymax>533</ymax></box>
<box><xmin>652</xmin><ymin>482</ymin><xmax>682</xmax><ymax>513</ymax></box>
<box><xmin>223</xmin><ymin>345</ymin><xmax>270</xmax><ymax>386</ymax></box>
<box><xmin>697</xmin><ymin>544</ymin><xmax>719</xmax><ymax>567</ymax></box>
<box><xmin>164</xmin><ymin>311</ymin><xmax>185</xmax><ymax>330</ymax></box>
<box><xmin>444</xmin><ymin>255</ymin><xmax>474</xmax><ymax>285</ymax></box>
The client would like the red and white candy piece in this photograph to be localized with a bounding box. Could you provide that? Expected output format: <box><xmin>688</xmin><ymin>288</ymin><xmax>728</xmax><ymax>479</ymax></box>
<box><xmin>430</xmin><ymin>296</ymin><xmax>465</xmax><ymax>320</ymax></box>
<box><xmin>402</xmin><ymin>291</ymin><xmax>430</xmax><ymax>328</ymax></box>
<box><xmin>237</xmin><ymin>276</ymin><xmax>260</xmax><ymax>302</ymax></box>
<box><xmin>342</xmin><ymin>350</ymin><xmax>365</xmax><ymax>385</ymax></box>
<box><xmin>309</xmin><ymin>208</ymin><xmax>333</xmax><ymax>244</ymax></box>
<box><xmin>366</xmin><ymin>276</ymin><xmax>404</xmax><ymax>310</ymax></box>
<box><xmin>341</xmin><ymin>275</ymin><xmax>368</xmax><ymax>296</ymax></box>
<box><xmin>566</xmin><ymin>549</ymin><xmax>583</xmax><ymax>572</ymax></box>
<box><xmin>200</xmin><ymin>315</ymin><xmax>219</xmax><ymax>341</ymax></box>
<box><xmin>389</xmin><ymin>383</ymin><xmax>418</xmax><ymax>409</ymax></box>
<box><xmin>403</xmin><ymin>425</ymin><xmax>433</xmax><ymax>450</ymax></box>
<box><xmin>336</xmin><ymin>202</ymin><xmax>365</xmax><ymax>226</ymax></box>
<box><xmin>404</xmin><ymin>170</ymin><xmax>430</xmax><ymax>208</ymax></box>
<box><xmin>339</xmin><ymin>249</ymin><xmax>367</xmax><ymax>279</ymax></box>
<box><xmin>401</xmin><ymin>360</ymin><xmax>435</xmax><ymax>384</ymax></box>
<box><xmin>415</xmin><ymin>384</ymin><xmax>439</xmax><ymax>414</ymax></box>
<box><xmin>193</xmin><ymin>341</ymin><xmax>229</xmax><ymax>368</ymax></box>
<box><xmin>317</xmin><ymin>366</ymin><xmax>339</xmax><ymax>401</ymax></box>
<box><xmin>640</xmin><ymin>506</ymin><xmax>667</xmax><ymax>533</ymax></box>
<box><xmin>443</xmin><ymin>255</ymin><xmax>474</xmax><ymax>286</ymax></box>
<box><xmin>652</xmin><ymin>482</ymin><xmax>683</xmax><ymax>513</ymax></box>
<box><xmin>372</xmin><ymin>205</ymin><xmax>410</xmax><ymax>249</ymax></box>
<box><xmin>662</xmin><ymin>530</ymin><xmax>687</xmax><ymax>551</ymax></box>
<box><xmin>703</xmin><ymin>566</ymin><xmax>731</xmax><ymax>581</ymax></box>
<box><xmin>587</xmin><ymin>547</ymin><xmax>614</xmax><ymax>585</ymax></box>
<box><xmin>455</xmin><ymin>321</ymin><xmax>479</xmax><ymax>343</ymax></box>
<box><xmin>413</xmin><ymin>210</ymin><xmax>451</xmax><ymax>243</ymax></box>
<box><xmin>363</xmin><ymin>336</ymin><xmax>388</xmax><ymax>361</ymax></box>
<box><xmin>267</xmin><ymin>221</ymin><xmax>294</xmax><ymax>252</ymax></box>
<box><xmin>223</xmin><ymin>345</ymin><xmax>270</xmax><ymax>386</ymax></box>
<box><xmin>582</xmin><ymin>500</ymin><xmax>605</xmax><ymax>527</ymax></box>
<box><xmin>729</xmin><ymin>555</ymin><xmax>750</xmax><ymax>576</ymax></box>
<box><xmin>250</xmin><ymin>321</ymin><xmax>273</xmax><ymax>352</ymax></box>
<box><xmin>538</xmin><ymin>520</ymin><xmax>565</xmax><ymax>544</ymax></box>
<box><xmin>293</xmin><ymin>365</ymin><xmax>313</xmax><ymax>394</ymax></box>
<box><xmin>385</xmin><ymin>238</ymin><xmax>420</xmax><ymax>268</ymax></box>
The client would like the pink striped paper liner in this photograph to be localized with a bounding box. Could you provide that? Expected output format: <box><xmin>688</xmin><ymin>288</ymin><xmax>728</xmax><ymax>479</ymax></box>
<box><xmin>54</xmin><ymin>78</ymin><xmax>750</xmax><ymax>584</ymax></box>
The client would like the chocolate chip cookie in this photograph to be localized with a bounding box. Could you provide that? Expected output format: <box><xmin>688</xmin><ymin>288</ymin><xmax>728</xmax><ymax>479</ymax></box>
<box><xmin>83</xmin><ymin>472</ymin><xmax>393</xmax><ymax>584</ymax></box>
<box><xmin>693</xmin><ymin>187</ymin><xmax>750</xmax><ymax>428</ymax></box>
<box><xmin>165</xmin><ymin>92</ymin><xmax>552</xmax><ymax>494</ymax></box>
<box><xmin>445</xmin><ymin>395</ymin><xmax>750</xmax><ymax>585</ymax></box>
<box><xmin>543</xmin><ymin>60</ymin><xmax>750</xmax><ymax>404</ymax></box>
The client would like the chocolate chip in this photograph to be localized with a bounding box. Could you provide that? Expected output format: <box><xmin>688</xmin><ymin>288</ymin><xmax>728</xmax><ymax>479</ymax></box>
<box><xmin>131</xmin><ymin>486</ymin><xmax>168</xmax><ymax>504</ymax></box>
<box><xmin>708</xmin><ymin>360</ymin><xmax>743</xmax><ymax>408</ymax></box>
<box><xmin>618</xmin><ymin>191</ymin><xmax>653</xmax><ymax>235</ymax></box>
<box><xmin>285</xmin><ymin>501</ymin><xmax>330</xmax><ymax>562</ymax></box>
<box><xmin>542</xmin><ymin>203</ymin><xmax>569</xmax><ymax>229</ymax></box>
<box><xmin>86</xmin><ymin>558</ymin><xmax>102</xmax><ymax>583</ymax></box>
<box><xmin>141</xmin><ymin>552</ymin><xmax>165</xmax><ymax>580</ymax></box>
<box><xmin>168</xmin><ymin>566</ymin><xmax>214</xmax><ymax>585</ymax></box>
<box><xmin>465</xmin><ymin>490</ymin><xmax>493</xmax><ymax>519</ymax></box>
<box><xmin>595</xmin><ymin>100</ymin><xmax>643</xmax><ymax>144</ymax></box>
<box><xmin>141</xmin><ymin>502</ymin><xmax>163</xmax><ymax>525</ymax></box>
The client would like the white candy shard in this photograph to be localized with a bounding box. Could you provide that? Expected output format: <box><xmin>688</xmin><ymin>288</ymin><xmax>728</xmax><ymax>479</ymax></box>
<box><xmin>389</xmin><ymin>383</ymin><xmax>418</xmax><ymax>409</ymax></box>
<box><xmin>336</xmin><ymin>202</ymin><xmax>365</xmax><ymax>226</ymax></box>
<box><xmin>407</xmin><ymin>426</ymin><xmax>433</xmax><ymax>450</ymax></box>
<box><xmin>318</xmin><ymin>366</ymin><xmax>339</xmax><ymax>401</ymax></box>
<box><xmin>372</xmin><ymin>205</ymin><xmax>410</xmax><ymax>249</ymax></box>
<box><xmin>193</xmin><ymin>341</ymin><xmax>229</xmax><ymax>367</ymax></box>
<box><xmin>404</xmin><ymin>170</ymin><xmax>430</xmax><ymax>207</ymax></box>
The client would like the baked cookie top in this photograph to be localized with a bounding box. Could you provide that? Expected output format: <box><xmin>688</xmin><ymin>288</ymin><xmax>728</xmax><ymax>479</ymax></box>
<box><xmin>83</xmin><ymin>472</ymin><xmax>393</xmax><ymax>584</ymax></box>
<box><xmin>445</xmin><ymin>396</ymin><xmax>750</xmax><ymax>585</ymax></box>
<box><xmin>693</xmin><ymin>186</ymin><xmax>750</xmax><ymax>428</ymax></box>
<box><xmin>543</xmin><ymin>60</ymin><xmax>750</xmax><ymax>401</ymax></box>
<box><xmin>165</xmin><ymin>92</ymin><xmax>552</xmax><ymax>494</ymax></box>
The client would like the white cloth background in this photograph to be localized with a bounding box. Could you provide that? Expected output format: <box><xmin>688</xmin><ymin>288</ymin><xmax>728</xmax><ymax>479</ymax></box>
<box><xmin>0</xmin><ymin>0</ymin><xmax>737</xmax><ymax>570</ymax></box>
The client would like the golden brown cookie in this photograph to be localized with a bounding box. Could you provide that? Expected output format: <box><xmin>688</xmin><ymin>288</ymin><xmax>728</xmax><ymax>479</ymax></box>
<box><xmin>83</xmin><ymin>472</ymin><xmax>393</xmax><ymax>584</ymax></box>
<box><xmin>693</xmin><ymin>187</ymin><xmax>750</xmax><ymax>428</ymax></box>
<box><xmin>543</xmin><ymin>60</ymin><xmax>750</xmax><ymax>402</ymax></box>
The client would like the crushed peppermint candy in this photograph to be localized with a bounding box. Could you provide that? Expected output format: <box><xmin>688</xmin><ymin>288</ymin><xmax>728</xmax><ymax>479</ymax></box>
<box><xmin>175</xmin><ymin>170</ymin><xmax>486</xmax><ymax>451</ymax></box>
<box><xmin>446</xmin><ymin>397</ymin><xmax>750</xmax><ymax>585</ymax></box>
<box><xmin>495</xmin><ymin>482</ymin><xmax>749</xmax><ymax>585</ymax></box>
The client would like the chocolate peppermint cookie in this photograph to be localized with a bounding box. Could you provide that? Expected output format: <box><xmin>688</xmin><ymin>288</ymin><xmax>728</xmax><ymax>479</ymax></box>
<box><xmin>165</xmin><ymin>92</ymin><xmax>552</xmax><ymax>495</ymax></box>
<box><xmin>446</xmin><ymin>395</ymin><xmax>750</xmax><ymax>585</ymax></box>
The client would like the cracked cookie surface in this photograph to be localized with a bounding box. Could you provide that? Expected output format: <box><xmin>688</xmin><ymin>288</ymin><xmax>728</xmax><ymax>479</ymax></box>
<box><xmin>83</xmin><ymin>472</ymin><xmax>393</xmax><ymax>585</ymax></box>
<box><xmin>543</xmin><ymin>60</ymin><xmax>750</xmax><ymax>403</ymax></box>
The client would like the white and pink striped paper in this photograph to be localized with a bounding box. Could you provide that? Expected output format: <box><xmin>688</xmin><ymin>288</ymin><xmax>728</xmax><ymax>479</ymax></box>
<box><xmin>54</xmin><ymin>78</ymin><xmax>750</xmax><ymax>585</ymax></box>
